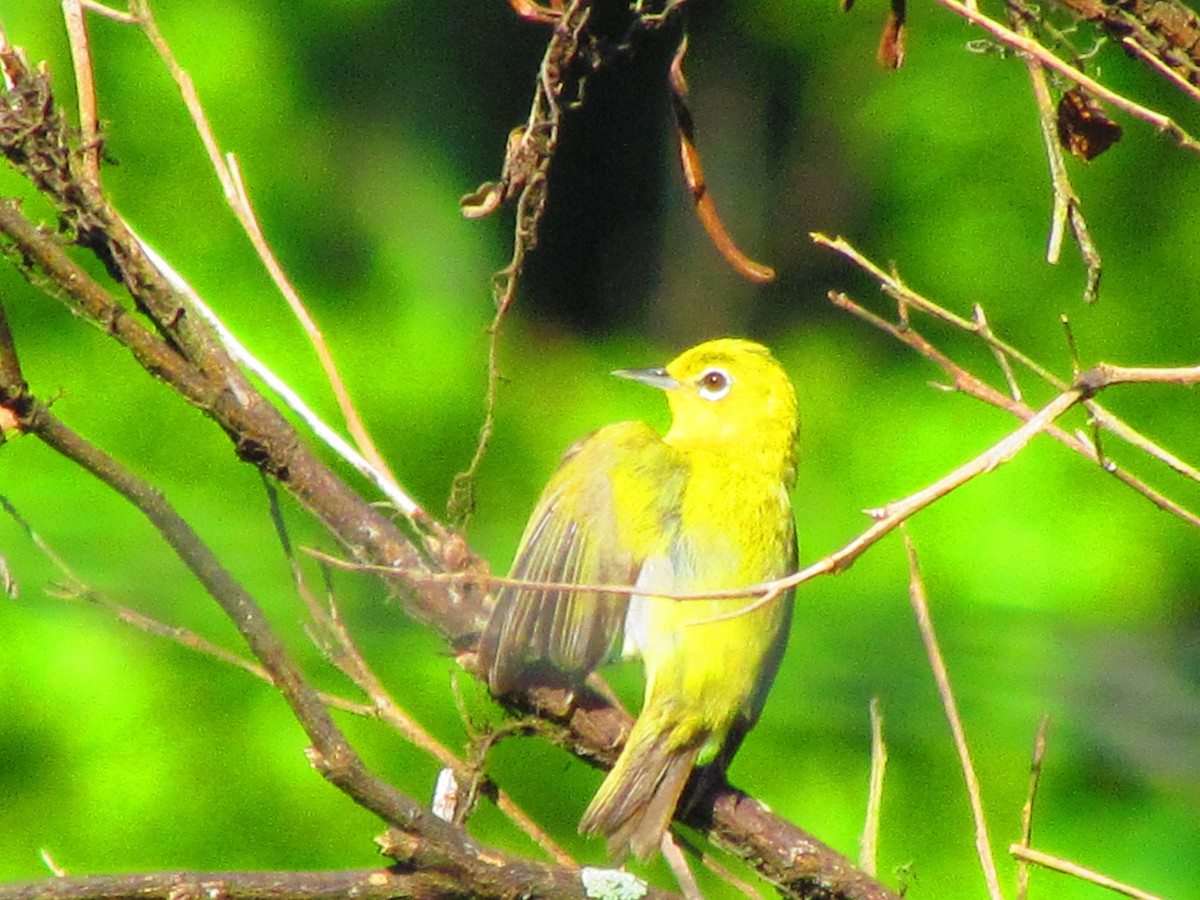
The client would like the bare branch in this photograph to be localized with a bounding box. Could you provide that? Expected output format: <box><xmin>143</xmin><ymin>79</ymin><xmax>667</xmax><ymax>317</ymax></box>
<box><xmin>932</xmin><ymin>0</ymin><xmax>1200</xmax><ymax>152</ymax></box>
<box><xmin>0</xmin><ymin>868</ymin><xmax>434</xmax><ymax>900</ymax></box>
<box><xmin>904</xmin><ymin>534</ymin><xmax>1003</xmax><ymax>900</ymax></box>
<box><xmin>1009</xmin><ymin>845</ymin><xmax>1167</xmax><ymax>900</ymax></box>
<box><xmin>815</xmin><ymin>234</ymin><xmax>1200</xmax><ymax>527</ymax></box>
<box><xmin>859</xmin><ymin>699</ymin><xmax>887</xmax><ymax>877</ymax></box>
<box><xmin>1015</xmin><ymin>716</ymin><xmax>1051</xmax><ymax>900</ymax></box>
<box><xmin>1014</xmin><ymin>16</ymin><xmax>1102</xmax><ymax>303</ymax></box>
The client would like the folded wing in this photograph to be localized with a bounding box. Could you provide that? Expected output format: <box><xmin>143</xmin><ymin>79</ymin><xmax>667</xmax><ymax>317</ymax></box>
<box><xmin>480</xmin><ymin>421</ymin><xmax>686</xmax><ymax>694</ymax></box>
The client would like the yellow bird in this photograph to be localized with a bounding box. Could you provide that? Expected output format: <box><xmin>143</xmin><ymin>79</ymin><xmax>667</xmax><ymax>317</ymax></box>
<box><xmin>479</xmin><ymin>338</ymin><xmax>799</xmax><ymax>861</ymax></box>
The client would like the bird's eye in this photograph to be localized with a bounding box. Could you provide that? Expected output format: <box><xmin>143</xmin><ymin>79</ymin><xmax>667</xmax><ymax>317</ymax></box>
<box><xmin>697</xmin><ymin>367</ymin><xmax>732</xmax><ymax>400</ymax></box>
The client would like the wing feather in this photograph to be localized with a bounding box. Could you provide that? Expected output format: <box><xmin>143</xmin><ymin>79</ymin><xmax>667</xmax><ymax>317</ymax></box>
<box><xmin>480</xmin><ymin>421</ymin><xmax>685</xmax><ymax>694</ymax></box>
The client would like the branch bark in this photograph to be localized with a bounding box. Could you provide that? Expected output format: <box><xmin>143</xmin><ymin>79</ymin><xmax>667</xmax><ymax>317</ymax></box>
<box><xmin>0</xmin><ymin>866</ymin><xmax>670</xmax><ymax>900</ymax></box>
<box><xmin>0</xmin><ymin>869</ymin><xmax>435</xmax><ymax>900</ymax></box>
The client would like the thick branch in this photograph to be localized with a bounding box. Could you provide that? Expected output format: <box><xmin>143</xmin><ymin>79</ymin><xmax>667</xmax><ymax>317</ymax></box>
<box><xmin>0</xmin><ymin>865</ymin><xmax>674</xmax><ymax>900</ymax></box>
<box><xmin>0</xmin><ymin>870</ymin><xmax>420</xmax><ymax>900</ymax></box>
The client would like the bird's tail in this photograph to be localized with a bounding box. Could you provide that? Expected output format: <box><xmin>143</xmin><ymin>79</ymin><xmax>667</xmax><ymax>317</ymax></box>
<box><xmin>579</xmin><ymin>721</ymin><xmax>704</xmax><ymax>861</ymax></box>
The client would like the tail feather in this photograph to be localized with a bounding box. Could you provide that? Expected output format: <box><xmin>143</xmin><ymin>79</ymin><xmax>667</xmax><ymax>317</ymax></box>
<box><xmin>580</xmin><ymin>727</ymin><xmax>703</xmax><ymax>861</ymax></box>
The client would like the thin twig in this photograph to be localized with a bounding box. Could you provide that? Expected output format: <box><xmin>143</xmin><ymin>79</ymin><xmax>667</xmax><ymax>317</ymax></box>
<box><xmin>932</xmin><ymin>0</ymin><xmax>1200</xmax><ymax>152</ymax></box>
<box><xmin>904</xmin><ymin>534</ymin><xmax>1004</xmax><ymax>900</ymax></box>
<box><xmin>1015</xmin><ymin>715</ymin><xmax>1050</xmax><ymax>900</ymax></box>
<box><xmin>697</xmin><ymin>851</ymin><xmax>764</xmax><ymax>900</ymax></box>
<box><xmin>1120</xmin><ymin>35</ymin><xmax>1200</xmax><ymax>105</ymax></box>
<box><xmin>973</xmin><ymin>304</ymin><xmax>1022</xmax><ymax>401</ymax></box>
<box><xmin>669</xmin><ymin>34</ymin><xmax>775</xmax><ymax>283</ymax></box>
<box><xmin>116</xmin><ymin>0</ymin><xmax>401</xmax><ymax>510</ymax></box>
<box><xmin>815</xmin><ymin>234</ymin><xmax>1200</xmax><ymax>502</ymax></box>
<box><xmin>131</xmin><ymin>235</ymin><xmax>432</xmax><ymax>528</ymax></box>
<box><xmin>1009</xmin><ymin>845</ymin><xmax>1166</xmax><ymax>900</ymax></box>
<box><xmin>660</xmin><ymin>833</ymin><xmax>703</xmax><ymax>900</ymax></box>
<box><xmin>60</xmin><ymin>0</ymin><xmax>101</xmax><ymax>185</ymax></box>
<box><xmin>1014</xmin><ymin>15</ymin><xmax>1102</xmax><ymax>303</ymax></box>
<box><xmin>79</xmin><ymin>0</ymin><xmax>140</xmax><ymax>24</ymax></box>
<box><xmin>859</xmin><ymin>698</ymin><xmax>886</xmax><ymax>876</ymax></box>
<box><xmin>829</xmin><ymin>288</ymin><xmax>1200</xmax><ymax>528</ymax></box>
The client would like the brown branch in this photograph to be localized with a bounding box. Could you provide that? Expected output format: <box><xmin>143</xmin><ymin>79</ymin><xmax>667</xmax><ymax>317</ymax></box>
<box><xmin>0</xmin><ymin>869</ymin><xmax>439</xmax><ymax>900</ymax></box>
<box><xmin>669</xmin><ymin>35</ymin><xmax>775</xmax><ymax>283</ymax></box>
<box><xmin>0</xmin><ymin>866</ymin><xmax>666</xmax><ymax>900</ymax></box>
<box><xmin>931</xmin><ymin>0</ymin><xmax>1200</xmax><ymax>152</ymax></box>
<box><xmin>1055</xmin><ymin>0</ymin><xmax>1200</xmax><ymax>94</ymax></box>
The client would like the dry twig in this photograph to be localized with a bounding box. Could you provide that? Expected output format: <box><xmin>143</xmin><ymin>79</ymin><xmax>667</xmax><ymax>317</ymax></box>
<box><xmin>71</xmin><ymin>0</ymin><xmax>404</xmax><ymax>522</ymax></box>
<box><xmin>1015</xmin><ymin>716</ymin><xmax>1050</xmax><ymax>900</ymax></box>
<box><xmin>859</xmin><ymin>698</ymin><xmax>887</xmax><ymax>876</ymax></box>
<box><xmin>1009</xmin><ymin>845</ymin><xmax>1166</xmax><ymax>900</ymax></box>
<box><xmin>1012</xmin><ymin>15</ymin><xmax>1102</xmax><ymax>303</ymax></box>
<box><xmin>814</xmin><ymin>234</ymin><xmax>1200</xmax><ymax>529</ymax></box>
<box><xmin>933</xmin><ymin>0</ymin><xmax>1200</xmax><ymax>152</ymax></box>
<box><xmin>904</xmin><ymin>534</ymin><xmax>1003</xmax><ymax>900</ymax></box>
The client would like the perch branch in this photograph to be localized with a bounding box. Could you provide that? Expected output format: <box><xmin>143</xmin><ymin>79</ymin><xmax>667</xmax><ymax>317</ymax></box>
<box><xmin>0</xmin><ymin>868</ymin><xmax>459</xmax><ymax>900</ymax></box>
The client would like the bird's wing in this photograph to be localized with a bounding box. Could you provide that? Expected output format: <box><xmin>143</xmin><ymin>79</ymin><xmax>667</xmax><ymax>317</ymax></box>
<box><xmin>480</xmin><ymin>421</ymin><xmax>686</xmax><ymax>695</ymax></box>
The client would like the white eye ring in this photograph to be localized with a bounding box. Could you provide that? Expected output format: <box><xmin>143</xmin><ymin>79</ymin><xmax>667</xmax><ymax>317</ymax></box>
<box><xmin>697</xmin><ymin>367</ymin><xmax>733</xmax><ymax>401</ymax></box>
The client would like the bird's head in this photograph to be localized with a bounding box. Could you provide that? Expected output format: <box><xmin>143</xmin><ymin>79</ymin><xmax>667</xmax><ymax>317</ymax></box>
<box><xmin>613</xmin><ymin>338</ymin><xmax>799</xmax><ymax>483</ymax></box>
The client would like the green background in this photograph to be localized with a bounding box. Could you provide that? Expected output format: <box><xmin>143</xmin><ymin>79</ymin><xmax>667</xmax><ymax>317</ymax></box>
<box><xmin>1</xmin><ymin>1</ymin><xmax>1198</xmax><ymax>897</ymax></box>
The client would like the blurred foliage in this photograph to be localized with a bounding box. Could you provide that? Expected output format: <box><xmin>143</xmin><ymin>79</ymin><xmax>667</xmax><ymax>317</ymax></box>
<box><xmin>0</xmin><ymin>0</ymin><xmax>1198</xmax><ymax>898</ymax></box>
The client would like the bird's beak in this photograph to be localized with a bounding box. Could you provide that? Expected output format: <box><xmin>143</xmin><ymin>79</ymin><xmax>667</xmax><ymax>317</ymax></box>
<box><xmin>612</xmin><ymin>366</ymin><xmax>682</xmax><ymax>392</ymax></box>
